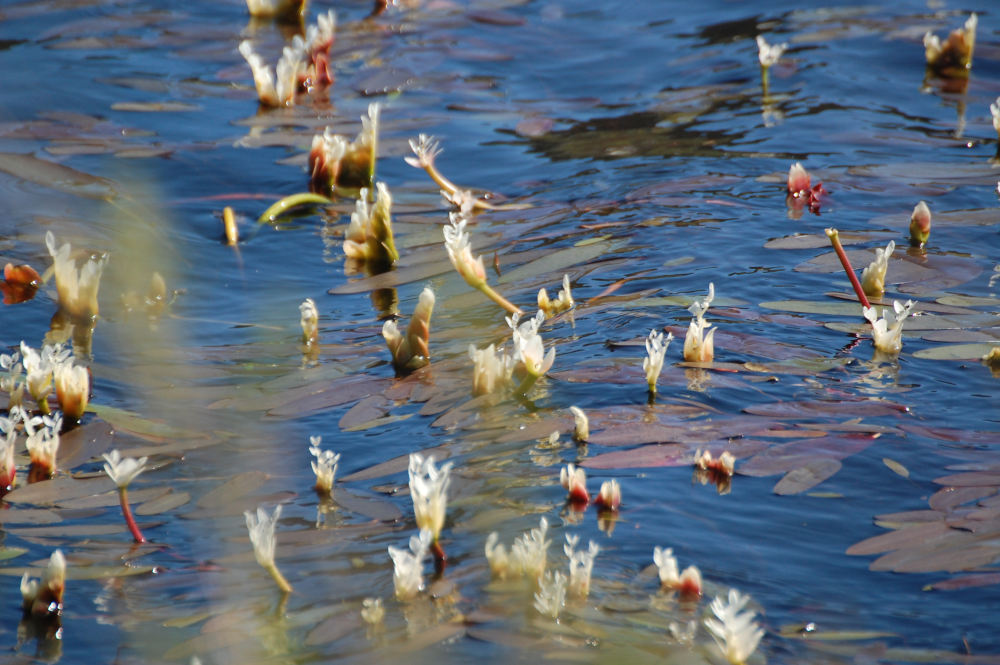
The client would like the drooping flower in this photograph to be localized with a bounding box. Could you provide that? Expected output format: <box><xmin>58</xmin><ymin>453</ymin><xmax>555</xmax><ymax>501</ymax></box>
<box><xmin>406</xmin><ymin>135</ymin><xmax>503</xmax><ymax>213</ymax></box>
<box><xmin>238</xmin><ymin>40</ymin><xmax>301</xmax><ymax>108</ymax></box>
<box><xmin>469</xmin><ymin>343</ymin><xmax>515</xmax><ymax>396</ymax></box>
<box><xmin>909</xmin><ymin>201</ymin><xmax>932</xmax><ymax>247</ymax></box>
<box><xmin>444</xmin><ymin>214</ymin><xmax>487</xmax><ymax>289</ymax></box>
<box><xmin>383</xmin><ymin>286</ymin><xmax>435</xmax><ymax>373</ymax></box>
<box><xmin>564</xmin><ymin>534</ymin><xmax>599</xmax><ymax>598</ymax></box>
<box><xmin>643</xmin><ymin>329</ymin><xmax>673</xmax><ymax>394</ymax></box>
<box><xmin>924</xmin><ymin>13</ymin><xmax>977</xmax><ymax>78</ymax></box>
<box><xmin>860</xmin><ymin>240</ymin><xmax>895</xmax><ymax>297</ymax></box>
<box><xmin>569</xmin><ymin>405</ymin><xmax>589</xmax><ymax>442</ymax></box>
<box><xmin>54</xmin><ymin>360</ymin><xmax>88</xmax><ymax>421</ymax></box>
<box><xmin>20</xmin><ymin>549</ymin><xmax>65</xmax><ymax>617</ymax></box>
<box><xmin>309</xmin><ymin>435</ymin><xmax>340</xmax><ymax>493</ymax></box>
<box><xmin>408</xmin><ymin>453</ymin><xmax>452</xmax><ymax>545</ymax></box>
<box><xmin>343</xmin><ymin>182</ymin><xmax>398</xmax><ymax>266</ymax></box>
<box><xmin>594</xmin><ymin>479</ymin><xmax>621</xmax><ymax>511</ymax></box>
<box><xmin>388</xmin><ymin>528</ymin><xmax>430</xmax><ymax>600</ymax></box>
<box><xmin>24</xmin><ymin>412</ymin><xmax>61</xmax><ymax>481</ymax></box>
<box><xmin>300</xmin><ymin>298</ymin><xmax>319</xmax><ymax>347</ymax></box>
<box><xmin>46</xmin><ymin>232</ymin><xmax>109</xmax><ymax>321</ymax></box>
<box><xmin>309</xmin><ymin>103</ymin><xmax>380</xmax><ymax>192</ymax></box>
<box><xmin>756</xmin><ymin>35</ymin><xmax>787</xmax><ymax>68</ymax></box>
<box><xmin>863</xmin><ymin>299</ymin><xmax>916</xmax><ymax>355</ymax></box>
<box><xmin>361</xmin><ymin>597</ymin><xmax>384</xmax><ymax>626</ymax></box>
<box><xmin>683</xmin><ymin>284</ymin><xmax>716</xmax><ymax>363</ymax></box>
<box><xmin>533</xmin><ymin>570</ymin><xmax>567</xmax><ymax>620</ymax></box>
<box><xmin>704</xmin><ymin>589</ymin><xmax>765</xmax><ymax>665</ymax></box>
<box><xmin>560</xmin><ymin>464</ymin><xmax>589</xmax><ymax>505</ymax></box>
<box><xmin>244</xmin><ymin>0</ymin><xmax>306</xmax><ymax>21</ymax></box>
<box><xmin>537</xmin><ymin>274</ymin><xmax>574</xmax><ymax>318</ymax></box>
<box><xmin>245</xmin><ymin>504</ymin><xmax>293</xmax><ymax>593</ymax></box>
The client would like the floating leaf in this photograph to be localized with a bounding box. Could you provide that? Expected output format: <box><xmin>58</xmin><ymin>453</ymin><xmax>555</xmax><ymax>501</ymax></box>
<box><xmin>58</xmin><ymin>420</ymin><xmax>114</xmax><ymax>470</ymax></box>
<box><xmin>773</xmin><ymin>459</ymin><xmax>842</xmax><ymax>495</ymax></box>
<box><xmin>927</xmin><ymin>572</ymin><xmax>1000</xmax><ymax>591</ymax></box>
<box><xmin>913</xmin><ymin>343</ymin><xmax>999</xmax><ymax>361</ymax></box>
<box><xmin>0</xmin><ymin>151</ymin><xmax>116</xmax><ymax>199</ymax></box>
<box><xmin>883</xmin><ymin>458</ymin><xmax>909</xmax><ymax>478</ymax></box>
<box><xmin>135</xmin><ymin>490</ymin><xmax>191</xmax><ymax>516</ymax></box>
<box><xmin>196</xmin><ymin>471</ymin><xmax>268</xmax><ymax>508</ymax></box>
<box><xmin>5</xmin><ymin>476</ymin><xmax>109</xmax><ymax>506</ymax></box>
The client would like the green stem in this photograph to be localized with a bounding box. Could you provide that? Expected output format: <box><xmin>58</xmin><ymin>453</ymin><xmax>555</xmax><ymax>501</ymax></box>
<box><xmin>258</xmin><ymin>193</ymin><xmax>333</xmax><ymax>224</ymax></box>
<box><xmin>266</xmin><ymin>562</ymin><xmax>293</xmax><ymax>594</ymax></box>
<box><xmin>761</xmin><ymin>64</ymin><xmax>770</xmax><ymax>100</ymax></box>
<box><xmin>478</xmin><ymin>283</ymin><xmax>523</xmax><ymax>316</ymax></box>
<box><xmin>514</xmin><ymin>373</ymin><xmax>538</xmax><ymax>396</ymax></box>
<box><xmin>825</xmin><ymin>228</ymin><xmax>871</xmax><ymax>309</ymax></box>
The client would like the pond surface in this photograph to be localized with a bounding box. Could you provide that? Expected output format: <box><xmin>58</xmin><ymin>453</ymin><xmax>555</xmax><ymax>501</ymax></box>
<box><xmin>1</xmin><ymin>0</ymin><xmax>999</xmax><ymax>663</ymax></box>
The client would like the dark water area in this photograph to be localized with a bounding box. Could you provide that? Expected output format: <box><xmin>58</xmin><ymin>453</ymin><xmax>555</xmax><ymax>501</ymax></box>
<box><xmin>1</xmin><ymin>0</ymin><xmax>999</xmax><ymax>663</ymax></box>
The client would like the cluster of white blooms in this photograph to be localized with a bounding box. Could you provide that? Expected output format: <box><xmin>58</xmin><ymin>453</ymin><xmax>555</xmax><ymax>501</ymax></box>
<box><xmin>443</xmin><ymin>214</ymin><xmax>487</xmax><ymax>288</ymax></box>
<box><xmin>564</xmin><ymin>534</ymin><xmax>599</xmax><ymax>598</ymax></box>
<box><xmin>309</xmin><ymin>436</ymin><xmax>340</xmax><ymax>493</ymax></box>
<box><xmin>653</xmin><ymin>546</ymin><xmax>702</xmax><ymax>595</ymax></box>
<box><xmin>863</xmin><ymin>299</ymin><xmax>916</xmax><ymax>355</ymax></box>
<box><xmin>388</xmin><ymin>529</ymin><xmax>431</xmax><ymax>601</ymax></box>
<box><xmin>508</xmin><ymin>310</ymin><xmax>556</xmax><ymax>379</ymax></box>
<box><xmin>6</xmin><ymin>340</ymin><xmax>89</xmax><ymax>420</ymax></box>
<box><xmin>24</xmin><ymin>412</ymin><xmax>62</xmax><ymax>475</ymax></box>
<box><xmin>559</xmin><ymin>464</ymin><xmax>588</xmax><ymax>503</ymax></box>
<box><xmin>20</xmin><ymin>549</ymin><xmax>65</xmax><ymax>616</ymax></box>
<box><xmin>643</xmin><ymin>329</ymin><xmax>674</xmax><ymax>394</ymax></box>
<box><xmin>684</xmin><ymin>283</ymin><xmax>716</xmax><ymax>363</ymax></box>
<box><xmin>408</xmin><ymin>453</ymin><xmax>452</xmax><ymax>541</ymax></box>
<box><xmin>343</xmin><ymin>182</ymin><xmax>398</xmax><ymax>264</ymax></box>
<box><xmin>860</xmin><ymin>240</ymin><xmax>895</xmax><ymax>297</ymax></box>
<box><xmin>469</xmin><ymin>343</ymin><xmax>515</xmax><ymax>396</ymax></box>
<box><xmin>537</xmin><ymin>274</ymin><xmax>574</xmax><ymax>318</ymax></box>
<box><xmin>533</xmin><ymin>570</ymin><xmax>567</xmax><ymax>620</ymax></box>
<box><xmin>46</xmin><ymin>231</ymin><xmax>108</xmax><ymax>320</ymax></box>
<box><xmin>485</xmin><ymin>517</ymin><xmax>551</xmax><ymax>581</ymax></box>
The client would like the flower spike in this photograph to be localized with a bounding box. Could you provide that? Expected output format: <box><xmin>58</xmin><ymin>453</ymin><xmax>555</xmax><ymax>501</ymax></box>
<box><xmin>704</xmin><ymin>589</ymin><xmax>764</xmax><ymax>665</ymax></box>
<box><xmin>683</xmin><ymin>284</ymin><xmax>716</xmax><ymax>363</ymax></box>
<box><xmin>383</xmin><ymin>286</ymin><xmax>435</xmax><ymax>374</ymax></box>
<box><xmin>444</xmin><ymin>214</ymin><xmax>521</xmax><ymax>315</ymax></box>
<box><xmin>245</xmin><ymin>504</ymin><xmax>293</xmax><ymax>594</ymax></box>
<box><xmin>643</xmin><ymin>329</ymin><xmax>673</xmax><ymax>394</ymax></box>
<box><xmin>309</xmin><ymin>435</ymin><xmax>340</xmax><ymax>494</ymax></box>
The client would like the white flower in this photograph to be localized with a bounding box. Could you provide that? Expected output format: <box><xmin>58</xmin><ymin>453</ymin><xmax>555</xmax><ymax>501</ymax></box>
<box><xmin>484</xmin><ymin>531</ymin><xmax>513</xmax><ymax>579</ymax></box>
<box><xmin>102</xmin><ymin>449</ymin><xmax>148</xmax><ymax>489</ymax></box>
<box><xmin>443</xmin><ymin>213</ymin><xmax>487</xmax><ymax>288</ymax></box>
<box><xmin>863</xmin><ymin>299</ymin><xmax>916</xmax><ymax>355</ymax></box>
<box><xmin>656</xmin><ymin>546</ymin><xmax>704</xmax><ymax>596</ymax></box>
<box><xmin>361</xmin><ymin>597</ymin><xmax>384</xmax><ymax>625</ymax></box>
<box><xmin>245</xmin><ymin>504</ymin><xmax>281</xmax><ymax>568</ymax></box>
<box><xmin>991</xmin><ymin>97</ymin><xmax>1000</xmax><ymax>136</ymax></box>
<box><xmin>300</xmin><ymin>298</ymin><xmax>319</xmax><ymax>344</ymax></box>
<box><xmin>238</xmin><ymin>40</ymin><xmax>300</xmax><ymax>107</ymax></box>
<box><xmin>24</xmin><ymin>412</ymin><xmax>61</xmax><ymax>474</ymax></box>
<box><xmin>533</xmin><ymin>570</ymin><xmax>567</xmax><ymax>619</ymax></box>
<box><xmin>1</xmin><ymin>350</ymin><xmax>23</xmax><ymax>404</ymax></box>
<box><xmin>643</xmin><ymin>329</ymin><xmax>673</xmax><ymax>393</ymax></box>
<box><xmin>309</xmin><ymin>435</ymin><xmax>340</xmax><ymax>493</ymax></box>
<box><xmin>511</xmin><ymin>516</ymin><xmax>550</xmax><ymax>582</ymax></box>
<box><xmin>469</xmin><ymin>343</ymin><xmax>515</xmax><ymax>396</ymax></box>
<box><xmin>683</xmin><ymin>283</ymin><xmax>716</xmax><ymax>363</ymax></box>
<box><xmin>405</xmin><ymin>134</ymin><xmax>443</xmax><ymax>170</ymax></box>
<box><xmin>704</xmin><ymin>589</ymin><xmax>765</xmax><ymax>665</ymax></box>
<box><xmin>569</xmin><ymin>405</ymin><xmax>589</xmax><ymax>442</ymax></box>
<box><xmin>538</xmin><ymin>274</ymin><xmax>574</xmax><ymax>317</ymax></box>
<box><xmin>564</xmin><ymin>534</ymin><xmax>599</xmax><ymax>598</ymax></box>
<box><xmin>595</xmin><ymin>479</ymin><xmax>621</xmax><ymax>511</ymax></box>
<box><xmin>509</xmin><ymin>310</ymin><xmax>555</xmax><ymax>378</ymax></box>
<box><xmin>54</xmin><ymin>360</ymin><xmax>89</xmax><ymax>420</ymax></box>
<box><xmin>696</xmin><ymin>449</ymin><xmax>735</xmax><ymax>477</ymax></box>
<box><xmin>756</xmin><ymin>35</ymin><xmax>787</xmax><ymax>68</ymax></box>
<box><xmin>388</xmin><ymin>528</ymin><xmax>430</xmax><ymax>600</ymax></box>
<box><xmin>21</xmin><ymin>549</ymin><xmax>65</xmax><ymax>615</ymax></box>
<box><xmin>560</xmin><ymin>464</ymin><xmax>589</xmax><ymax>503</ymax></box>
<box><xmin>860</xmin><ymin>240</ymin><xmax>895</xmax><ymax>297</ymax></box>
<box><xmin>408</xmin><ymin>453</ymin><xmax>452</xmax><ymax>540</ymax></box>
<box><xmin>46</xmin><ymin>232</ymin><xmax>108</xmax><ymax>320</ymax></box>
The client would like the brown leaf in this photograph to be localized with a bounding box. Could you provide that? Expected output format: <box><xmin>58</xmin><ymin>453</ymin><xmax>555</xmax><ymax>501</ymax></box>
<box><xmin>773</xmin><ymin>459</ymin><xmax>842</xmax><ymax>495</ymax></box>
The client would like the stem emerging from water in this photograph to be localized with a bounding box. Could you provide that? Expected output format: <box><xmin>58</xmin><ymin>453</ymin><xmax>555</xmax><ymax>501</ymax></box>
<box><xmin>119</xmin><ymin>487</ymin><xmax>146</xmax><ymax>544</ymax></box>
<box><xmin>825</xmin><ymin>228</ymin><xmax>871</xmax><ymax>309</ymax></box>
<box><xmin>478</xmin><ymin>283</ymin><xmax>523</xmax><ymax>316</ymax></box>
<box><xmin>257</xmin><ymin>193</ymin><xmax>333</xmax><ymax>224</ymax></box>
<box><xmin>266</xmin><ymin>562</ymin><xmax>293</xmax><ymax>595</ymax></box>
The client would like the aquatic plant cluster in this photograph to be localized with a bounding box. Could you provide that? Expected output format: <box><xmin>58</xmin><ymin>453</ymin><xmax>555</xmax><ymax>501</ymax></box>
<box><xmin>1</xmin><ymin>3</ymin><xmax>999</xmax><ymax>664</ymax></box>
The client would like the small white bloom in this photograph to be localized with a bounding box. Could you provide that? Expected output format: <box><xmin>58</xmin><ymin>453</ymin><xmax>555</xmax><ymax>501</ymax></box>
<box><xmin>300</xmin><ymin>298</ymin><xmax>319</xmax><ymax>344</ymax></box>
<box><xmin>511</xmin><ymin>516</ymin><xmax>550</xmax><ymax>582</ymax></box>
<box><xmin>564</xmin><ymin>534</ymin><xmax>599</xmax><ymax>598</ymax></box>
<box><xmin>54</xmin><ymin>360</ymin><xmax>89</xmax><ymax>420</ymax></box>
<box><xmin>538</xmin><ymin>274</ymin><xmax>574</xmax><ymax>317</ymax></box>
<box><xmin>24</xmin><ymin>412</ymin><xmax>61</xmax><ymax>473</ymax></box>
<box><xmin>46</xmin><ymin>232</ymin><xmax>108</xmax><ymax>320</ymax></box>
<box><xmin>568</xmin><ymin>405</ymin><xmax>589</xmax><ymax>442</ymax></box>
<box><xmin>245</xmin><ymin>504</ymin><xmax>282</xmax><ymax>568</ymax></box>
<box><xmin>388</xmin><ymin>528</ymin><xmax>431</xmax><ymax>600</ymax></box>
<box><xmin>509</xmin><ymin>310</ymin><xmax>555</xmax><ymax>378</ymax></box>
<box><xmin>756</xmin><ymin>35</ymin><xmax>787</xmax><ymax>68</ymax></box>
<box><xmin>102</xmin><ymin>449</ymin><xmax>149</xmax><ymax>489</ymax></box>
<box><xmin>469</xmin><ymin>343</ymin><xmax>515</xmax><ymax>396</ymax></box>
<box><xmin>533</xmin><ymin>570</ymin><xmax>567</xmax><ymax>619</ymax></box>
<box><xmin>860</xmin><ymin>240</ymin><xmax>895</xmax><ymax>297</ymax></box>
<box><xmin>405</xmin><ymin>134</ymin><xmax>443</xmax><ymax>170</ymax></box>
<box><xmin>408</xmin><ymin>453</ymin><xmax>452</xmax><ymax>540</ymax></box>
<box><xmin>863</xmin><ymin>299</ymin><xmax>916</xmax><ymax>355</ymax></box>
<box><xmin>309</xmin><ymin>435</ymin><xmax>340</xmax><ymax>493</ymax></box>
<box><xmin>560</xmin><ymin>464</ymin><xmax>588</xmax><ymax>502</ymax></box>
<box><xmin>443</xmin><ymin>213</ymin><xmax>487</xmax><ymax>288</ymax></box>
<box><xmin>484</xmin><ymin>531</ymin><xmax>513</xmax><ymax>579</ymax></box>
<box><xmin>643</xmin><ymin>329</ymin><xmax>673</xmax><ymax>393</ymax></box>
<box><xmin>238</xmin><ymin>41</ymin><xmax>300</xmax><ymax>107</ymax></box>
<box><xmin>704</xmin><ymin>588</ymin><xmax>765</xmax><ymax>665</ymax></box>
<box><xmin>653</xmin><ymin>546</ymin><xmax>679</xmax><ymax>588</ymax></box>
<box><xmin>683</xmin><ymin>283</ymin><xmax>716</xmax><ymax>363</ymax></box>
<box><xmin>361</xmin><ymin>597</ymin><xmax>384</xmax><ymax>625</ymax></box>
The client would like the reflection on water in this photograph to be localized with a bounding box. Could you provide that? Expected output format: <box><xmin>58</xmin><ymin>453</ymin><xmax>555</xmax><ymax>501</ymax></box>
<box><xmin>1</xmin><ymin>0</ymin><xmax>1000</xmax><ymax>663</ymax></box>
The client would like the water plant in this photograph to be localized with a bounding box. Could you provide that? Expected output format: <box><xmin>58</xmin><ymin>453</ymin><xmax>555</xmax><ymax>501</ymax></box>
<box><xmin>756</xmin><ymin>35</ymin><xmax>787</xmax><ymax>98</ymax></box>
<box><xmin>508</xmin><ymin>310</ymin><xmax>555</xmax><ymax>394</ymax></box>
<box><xmin>468</xmin><ymin>343</ymin><xmax>515</xmax><ymax>396</ymax></box>
<box><xmin>388</xmin><ymin>529</ymin><xmax>430</xmax><ymax>601</ymax></box>
<box><xmin>533</xmin><ymin>570</ymin><xmax>566</xmax><ymax>620</ymax></box>
<box><xmin>564</xmin><ymin>534</ymin><xmax>599</xmax><ymax>599</ymax></box>
<box><xmin>863</xmin><ymin>300</ymin><xmax>917</xmax><ymax>355</ymax></box>
<box><xmin>244</xmin><ymin>0</ymin><xmax>306</xmax><ymax>21</ymax></box>
<box><xmin>444</xmin><ymin>214</ymin><xmax>521</xmax><ymax>315</ymax></box>
<box><xmin>21</xmin><ymin>342</ymin><xmax>69</xmax><ymax>416</ymax></box>
<box><xmin>924</xmin><ymin>13</ymin><xmax>977</xmax><ymax>78</ymax></box>
<box><xmin>343</xmin><ymin>182</ymin><xmax>399</xmax><ymax>267</ymax></box>
<box><xmin>361</xmin><ymin>597</ymin><xmax>384</xmax><ymax>626</ymax></box>
<box><xmin>25</xmin><ymin>412</ymin><xmax>61</xmax><ymax>482</ymax></box>
<box><xmin>406</xmin><ymin>135</ymin><xmax>507</xmax><ymax>212</ymax></box>
<box><xmin>786</xmin><ymin>162</ymin><xmax>826</xmax><ymax>215</ymax></box>
<box><xmin>537</xmin><ymin>274</ymin><xmax>574</xmax><ymax>318</ymax></box>
<box><xmin>308</xmin><ymin>435</ymin><xmax>340</xmax><ymax>494</ymax></box>
<box><xmin>245</xmin><ymin>505</ymin><xmax>293</xmax><ymax>594</ymax></box>
<box><xmin>485</xmin><ymin>517</ymin><xmax>550</xmax><ymax>583</ymax></box>
<box><xmin>239</xmin><ymin>41</ymin><xmax>300</xmax><ymax>108</ymax></box>
<box><xmin>20</xmin><ymin>550</ymin><xmax>65</xmax><ymax>618</ymax></box>
<box><xmin>53</xmin><ymin>359</ymin><xmax>88</xmax><ymax>422</ymax></box>
<box><xmin>704</xmin><ymin>589</ymin><xmax>764</xmax><ymax>665</ymax></box>
<box><xmin>643</xmin><ymin>328</ymin><xmax>673</xmax><ymax>395</ymax></box>
<box><xmin>559</xmin><ymin>464</ymin><xmax>589</xmax><ymax>505</ymax></box>
<box><xmin>309</xmin><ymin>103</ymin><xmax>380</xmax><ymax>192</ymax></box>
<box><xmin>46</xmin><ymin>231</ymin><xmax>108</xmax><ymax>322</ymax></box>
<box><xmin>860</xmin><ymin>240</ymin><xmax>895</xmax><ymax>298</ymax></box>
<box><xmin>568</xmin><ymin>405</ymin><xmax>589</xmax><ymax>443</ymax></box>
<box><xmin>382</xmin><ymin>286</ymin><xmax>435</xmax><ymax>373</ymax></box>
<box><xmin>408</xmin><ymin>453</ymin><xmax>452</xmax><ymax>567</ymax></box>
<box><xmin>653</xmin><ymin>546</ymin><xmax>702</xmax><ymax>597</ymax></box>
<box><xmin>594</xmin><ymin>479</ymin><xmax>621</xmax><ymax>512</ymax></box>
<box><xmin>299</xmin><ymin>298</ymin><xmax>319</xmax><ymax>348</ymax></box>
<box><xmin>824</xmin><ymin>228</ymin><xmax>871</xmax><ymax>308</ymax></box>
<box><xmin>683</xmin><ymin>284</ymin><xmax>715</xmax><ymax>363</ymax></box>
<box><xmin>102</xmin><ymin>449</ymin><xmax>149</xmax><ymax>543</ymax></box>
<box><xmin>0</xmin><ymin>406</ymin><xmax>23</xmax><ymax>494</ymax></box>
<box><xmin>909</xmin><ymin>200</ymin><xmax>931</xmax><ymax>248</ymax></box>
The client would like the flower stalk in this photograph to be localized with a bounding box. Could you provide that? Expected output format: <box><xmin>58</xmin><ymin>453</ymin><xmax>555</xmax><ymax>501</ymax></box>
<box><xmin>824</xmin><ymin>228</ymin><xmax>871</xmax><ymax>309</ymax></box>
<box><xmin>103</xmin><ymin>450</ymin><xmax>149</xmax><ymax>543</ymax></box>
<box><xmin>444</xmin><ymin>214</ymin><xmax>521</xmax><ymax>315</ymax></box>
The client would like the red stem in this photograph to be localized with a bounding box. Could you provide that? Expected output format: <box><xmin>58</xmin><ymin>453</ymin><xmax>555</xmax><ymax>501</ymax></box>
<box><xmin>825</xmin><ymin>228</ymin><xmax>871</xmax><ymax>309</ymax></box>
<box><xmin>432</xmin><ymin>540</ymin><xmax>447</xmax><ymax>574</ymax></box>
<box><xmin>119</xmin><ymin>488</ymin><xmax>146</xmax><ymax>544</ymax></box>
